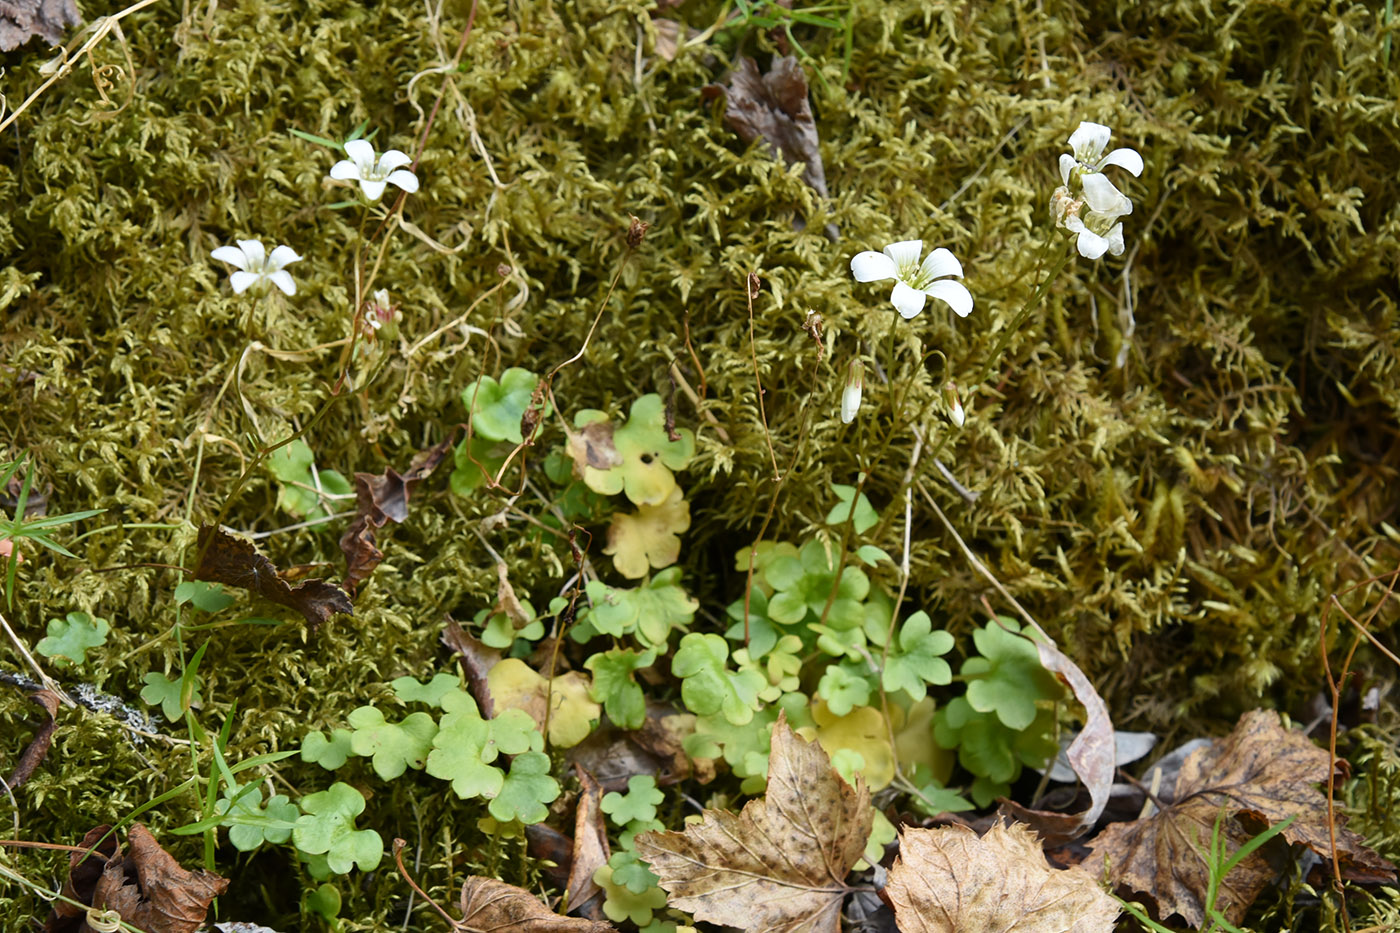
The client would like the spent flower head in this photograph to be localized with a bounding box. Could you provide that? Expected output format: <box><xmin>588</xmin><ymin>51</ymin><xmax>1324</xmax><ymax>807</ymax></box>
<box><xmin>330</xmin><ymin>139</ymin><xmax>420</xmax><ymax>202</ymax></box>
<box><xmin>211</xmin><ymin>240</ymin><xmax>301</xmax><ymax>295</ymax></box>
<box><xmin>850</xmin><ymin>241</ymin><xmax>972</xmax><ymax>320</ymax></box>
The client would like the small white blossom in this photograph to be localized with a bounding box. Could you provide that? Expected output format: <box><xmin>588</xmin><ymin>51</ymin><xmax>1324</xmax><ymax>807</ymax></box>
<box><xmin>329</xmin><ymin>139</ymin><xmax>420</xmax><ymax>201</ymax></box>
<box><xmin>841</xmin><ymin>360</ymin><xmax>864</xmax><ymax>424</ymax></box>
<box><xmin>1050</xmin><ymin>186</ymin><xmax>1127</xmax><ymax>260</ymax></box>
<box><xmin>1058</xmin><ymin>121</ymin><xmax>1143</xmax><ymax>205</ymax></box>
<box><xmin>210</xmin><ymin>239</ymin><xmax>301</xmax><ymax>295</ymax></box>
<box><xmin>850</xmin><ymin>240</ymin><xmax>973</xmax><ymax>320</ymax></box>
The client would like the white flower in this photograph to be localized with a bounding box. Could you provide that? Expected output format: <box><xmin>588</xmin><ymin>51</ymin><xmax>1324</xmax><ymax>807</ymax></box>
<box><xmin>841</xmin><ymin>360</ymin><xmax>864</xmax><ymax>424</ymax></box>
<box><xmin>329</xmin><ymin>139</ymin><xmax>420</xmax><ymax>201</ymax></box>
<box><xmin>210</xmin><ymin>239</ymin><xmax>301</xmax><ymax>295</ymax></box>
<box><xmin>1058</xmin><ymin>121</ymin><xmax>1143</xmax><ymax>209</ymax></box>
<box><xmin>850</xmin><ymin>241</ymin><xmax>973</xmax><ymax>319</ymax></box>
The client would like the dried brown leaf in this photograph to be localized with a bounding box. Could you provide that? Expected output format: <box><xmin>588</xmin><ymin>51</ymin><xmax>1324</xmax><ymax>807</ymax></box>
<box><xmin>635</xmin><ymin>711</ymin><xmax>870</xmax><ymax>933</ymax></box>
<box><xmin>1000</xmin><ymin>638</ymin><xmax>1114</xmax><ymax>844</ymax></box>
<box><xmin>1082</xmin><ymin>709</ymin><xmax>1397</xmax><ymax>926</ymax></box>
<box><xmin>456</xmin><ymin>876</ymin><xmax>616</xmax><ymax>932</ymax></box>
<box><xmin>714</xmin><ymin>56</ymin><xmax>829</xmax><ymax>199</ymax></box>
<box><xmin>0</xmin><ymin>0</ymin><xmax>78</xmax><ymax>52</ymax></box>
<box><xmin>566</xmin><ymin>765</ymin><xmax>611</xmax><ymax>918</ymax></box>
<box><xmin>48</xmin><ymin>824</ymin><xmax>228</xmax><ymax>933</ymax></box>
<box><xmin>339</xmin><ymin>435</ymin><xmax>455</xmax><ymax>593</ymax></box>
<box><xmin>47</xmin><ymin>825</ymin><xmax>118</xmax><ymax>932</ymax></box>
<box><xmin>194</xmin><ymin>525</ymin><xmax>352</xmax><ymax>628</ymax></box>
<box><xmin>7</xmin><ymin>687</ymin><xmax>60</xmax><ymax>788</ymax></box>
<box><xmin>442</xmin><ymin>620</ymin><xmax>500</xmax><ymax>719</ymax></box>
<box><xmin>885</xmin><ymin>821</ymin><xmax>1119</xmax><ymax>933</ymax></box>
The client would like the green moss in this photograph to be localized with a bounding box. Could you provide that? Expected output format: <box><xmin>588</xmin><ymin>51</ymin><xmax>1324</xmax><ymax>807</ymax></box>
<box><xmin>3</xmin><ymin>0</ymin><xmax>1400</xmax><ymax>928</ymax></box>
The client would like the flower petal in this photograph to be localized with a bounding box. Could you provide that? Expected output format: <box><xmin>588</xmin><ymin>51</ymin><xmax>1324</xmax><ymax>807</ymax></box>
<box><xmin>377</xmin><ymin>148</ymin><xmax>413</xmax><ymax>172</ymax></box>
<box><xmin>1059</xmin><ymin>153</ymin><xmax>1076</xmax><ymax>187</ymax></box>
<box><xmin>1098</xmin><ymin>146</ymin><xmax>1144</xmax><ymax>177</ymax></box>
<box><xmin>211</xmin><ymin>245</ymin><xmax>249</xmax><ymax>269</ymax></box>
<box><xmin>918</xmin><ymin>247</ymin><xmax>963</xmax><ymax>282</ymax></box>
<box><xmin>1074</xmin><ymin>228</ymin><xmax>1109</xmax><ymax>260</ymax></box>
<box><xmin>890</xmin><ymin>281</ymin><xmax>927</xmax><ymax>319</ymax></box>
<box><xmin>925</xmin><ymin>280</ymin><xmax>973</xmax><ymax>318</ymax></box>
<box><xmin>267</xmin><ymin>245</ymin><xmax>302</xmax><ymax>270</ymax></box>
<box><xmin>229</xmin><ymin>271</ymin><xmax>259</xmax><ymax>294</ymax></box>
<box><xmin>840</xmin><ymin>384</ymin><xmax>862</xmax><ymax>424</ymax></box>
<box><xmin>387</xmin><ymin>169</ymin><xmax>419</xmax><ymax>193</ymax></box>
<box><xmin>358</xmin><ymin>178</ymin><xmax>389</xmax><ymax>201</ymax></box>
<box><xmin>1082</xmin><ymin>173</ymin><xmax>1132</xmax><ymax>216</ymax></box>
<box><xmin>236</xmin><ymin>240</ymin><xmax>266</xmax><ymax>267</ymax></box>
<box><xmin>1068</xmin><ymin>121</ymin><xmax>1111</xmax><ymax>158</ymax></box>
<box><xmin>883</xmin><ymin>239</ymin><xmax>923</xmax><ymax>267</ymax></box>
<box><xmin>343</xmin><ymin>138</ymin><xmax>375</xmax><ymax>168</ymax></box>
<box><xmin>1103</xmin><ymin>222</ymin><xmax>1126</xmax><ymax>256</ymax></box>
<box><xmin>269</xmin><ymin>270</ymin><xmax>297</xmax><ymax>296</ymax></box>
<box><xmin>329</xmin><ymin>159</ymin><xmax>361</xmax><ymax>181</ymax></box>
<box><xmin>850</xmin><ymin>250</ymin><xmax>897</xmax><ymax>282</ymax></box>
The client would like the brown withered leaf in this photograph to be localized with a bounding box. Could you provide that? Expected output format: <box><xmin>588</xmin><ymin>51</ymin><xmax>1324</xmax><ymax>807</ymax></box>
<box><xmin>47</xmin><ymin>825</ymin><xmax>119</xmax><ymax>932</ymax></box>
<box><xmin>1000</xmin><ymin>636</ymin><xmax>1114</xmax><ymax>844</ymax></box>
<box><xmin>635</xmin><ymin>711</ymin><xmax>870</xmax><ymax>933</ymax></box>
<box><xmin>47</xmin><ymin>824</ymin><xmax>228</xmax><ymax>933</ymax></box>
<box><xmin>1082</xmin><ymin>709</ymin><xmax>1397</xmax><ymax>927</ymax></box>
<box><xmin>886</xmin><ymin>821</ymin><xmax>1119</xmax><ymax>933</ymax></box>
<box><xmin>457</xmin><ymin>876</ymin><xmax>616</xmax><ymax>932</ymax></box>
<box><xmin>7</xmin><ymin>687</ymin><xmax>60</xmax><ymax>788</ymax></box>
<box><xmin>194</xmin><ymin>525</ymin><xmax>352</xmax><ymax>628</ymax></box>
<box><xmin>566</xmin><ymin>765</ymin><xmax>611</xmax><ymax>918</ymax></box>
<box><xmin>0</xmin><ymin>0</ymin><xmax>79</xmax><ymax>51</ymax></box>
<box><xmin>441</xmin><ymin>620</ymin><xmax>500</xmax><ymax>719</ymax></box>
<box><xmin>339</xmin><ymin>435</ymin><xmax>455</xmax><ymax>593</ymax></box>
<box><xmin>712</xmin><ymin>56</ymin><xmax>830</xmax><ymax>199</ymax></box>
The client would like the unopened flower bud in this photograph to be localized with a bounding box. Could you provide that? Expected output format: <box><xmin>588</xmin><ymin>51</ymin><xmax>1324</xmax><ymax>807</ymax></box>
<box><xmin>841</xmin><ymin>360</ymin><xmax>864</xmax><ymax>424</ymax></box>
<box><xmin>944</xmin><ymin>381</ymin><xmax>965</xmax><ymax>427</ymax></box>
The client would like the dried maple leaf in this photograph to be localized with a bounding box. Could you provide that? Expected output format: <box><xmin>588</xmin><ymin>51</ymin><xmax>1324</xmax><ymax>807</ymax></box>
<box><xmin>886</xmin><ymin>821</ymin><xmax>1119</xmax><ymax>933</ymax></box>
<box><xmin>1083</xmin><ymin>709</ymin><xmax>1397</xmax><ymax>926</ymax></box>
<box><xmin>635</xmin><ymin>711</ymin><xmax>870</xmax><ymax>933</ymax></box>
<box><xmin>0</xmin><ymin>0</ymin><xmax>78</xmax><ymax>52</ymax></box>
<box><xmin>47</xmin><ymin>824</ymin><xmax>228</xmax><ymax>933</ymax></box>
<box><xmin>713</xmin><ymin>56</ymin><xmax>830</xmax><ymax>200</ymax></box>
<box><xmin>339</xmin><ymin>434</ymin><xmax>455</xmax><ymax>593</ymax></box>
<box><xmin>194</xmin><ymin>525</ymin><xmax>352</xmax><ymax>628</ymax></box>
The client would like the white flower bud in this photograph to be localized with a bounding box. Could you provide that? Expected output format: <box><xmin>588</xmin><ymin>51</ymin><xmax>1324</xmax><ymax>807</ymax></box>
<box><xmin>841</xmin><ymin>360</ymin><xmax>864</xmax><ymax>424</ymax></box>
<box><xmin>945</xmin><ymin>382</ymin><xmax>965</xmax><ymax>427</ymax></box>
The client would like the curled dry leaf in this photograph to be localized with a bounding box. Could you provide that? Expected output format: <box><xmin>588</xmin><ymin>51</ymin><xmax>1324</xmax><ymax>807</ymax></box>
<box><xmin>46</xmin><ymin>824</ymin><xmax>228</xmax><ymax>933</ymax></box>
<box><xmin>0</xmin><ymin>0</ymin><xmax>79</xmax><ymax>53</ymax></box>
<box><xmin>6</xmin><ymin>687</ymin><xmax>61</xmax><ymax>788</ymax></box>
<box><xmin>442</xmin><ymin>620</ymin><xmax>500</xmax><ymax>719</ymax></box>
<box><xmin>339</xmin><ymin>434</ymin><xmax>455</xmax><ymax>593</ymax></box>
<box><xmin>635</xmin><ymin>711</ymin><xmax>870</xmax><ymax>933</ymax></box>
<box><xmin>885</xmin><ymin>821</ymin><xmax>1119</xmax><ymax>933</ymax></box>
<box><xmin>456</xmin><ymin>875</ymin><xmax>617</xmax><ymax>933</ymax></box>
<box><xmin>194</xmin><ymin>525</ymin><xmax>352</xmax><ymax>627</ymax></box>
<box><xmin>1082</xmin><ymin>709</ymin><xmax>1397</xmax><ymax>926</ymax></box>
<box><xmin>566</xmin><ymin>765</ymin><xmax>611</xmax><ymax>918</ymax></box>
<box><xmin>1000</xmin><ymin>635</ymin><xmax>1114</xmax><ymax>844</ymax></box>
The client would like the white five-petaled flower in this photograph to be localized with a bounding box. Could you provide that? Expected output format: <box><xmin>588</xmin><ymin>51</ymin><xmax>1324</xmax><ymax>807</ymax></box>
<box><xmin>849</xmin><ymin>241</ymin><xmax>973</xmax><ymax>320</ymax></box>
<box><xmin>210</xmin><ymin>239</ymin><xmax>301</xmax><ymax>295</ymax></box>
<box><xmin>329</xmin><ymin>139</ymin><xmax>420</xmax><ymax>202</ymax></box>
<box><xmin>1054</xmin><ymin>122</ymin><xmax>1143</xmax><ymax>260</ymax></box>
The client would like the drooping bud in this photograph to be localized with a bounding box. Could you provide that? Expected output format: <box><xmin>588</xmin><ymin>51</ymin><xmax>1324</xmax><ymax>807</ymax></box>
<box><xmin>841</xmin><ymin>360</ymin><xmax>864</xmax><ymax>424</ymax></box>
<box><xmin>944</xmin><ymin>381</ymin><xmax>965</xmax><ymax>427</ymax></box>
